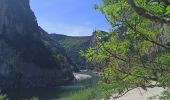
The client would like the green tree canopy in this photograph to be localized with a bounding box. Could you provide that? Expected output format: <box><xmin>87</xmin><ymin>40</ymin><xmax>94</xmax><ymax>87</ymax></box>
<box><xmin>82</xmin><ymin>0</ymin><xmax>170</xmax><ymax>99</ymax></box>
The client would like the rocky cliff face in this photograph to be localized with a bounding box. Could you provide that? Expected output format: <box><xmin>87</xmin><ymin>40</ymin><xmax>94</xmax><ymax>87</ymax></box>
<box><xmin>0</xmin><ymin>0</ymin><xmax>74</xmax><ymax>88</ymax></box>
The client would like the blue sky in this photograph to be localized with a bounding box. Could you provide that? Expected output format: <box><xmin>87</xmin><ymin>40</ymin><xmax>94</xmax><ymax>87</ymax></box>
<box><xmin>30</xmin><ymin>0</ymin><xmax>111</xmax><ymax>36</ymax></box>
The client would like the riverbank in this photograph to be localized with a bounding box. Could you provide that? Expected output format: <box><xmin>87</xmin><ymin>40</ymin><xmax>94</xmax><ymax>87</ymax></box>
<box><xmin>62</xmin><ymin>72</ymin><xmax>165</xmax><ymax>100</ymax></box>
<box><xmin>0</xmin><ymin>71</ymin><xmax>99</xmax><ymax>100</ymax></box>
<box><xmin>109</xmin><ymin>87</ymin><xmax>165</xmax><ymax>100</ymax></box>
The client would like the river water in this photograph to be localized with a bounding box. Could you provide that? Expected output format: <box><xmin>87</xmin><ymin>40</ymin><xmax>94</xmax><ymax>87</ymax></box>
<box><xmin>1</xmin><ymin>71</ymin><xmax>100</xmax><ymax>100</ymax></box>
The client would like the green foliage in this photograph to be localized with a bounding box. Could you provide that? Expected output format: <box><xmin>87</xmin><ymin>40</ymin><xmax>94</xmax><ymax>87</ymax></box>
<box><xmin>159</xmin><ymin>89</ymin><xmax>170</xmax><ymax>100</ymax></box>
<box><xmin>149</xmin><ymin>89</ymin><xmax>170</xmax><ymax>100</ymax></box>
<box><xmin>0</xmin><ymin>94</ymin><xmax>8</xmax><ymax>100</ymax></box>
<box><xmin>50</xmin><ymin>34</ymin><xmax>92</xmax><ymax>69</ymax></box>
<box><xmin>159</xmin><ymin>53</ymin><xmax>170</xmax><ymax>65</ymax></box>
<box><xmin>32</xmin><ymin>97</ymin><xmax>38</xmax><ymax>100</ymax></box>
<box><xmin>59</xmin><ymin>88</ymin><xmax>102</xmax><ymax>100</ymax></box>
<box><xmin>82</xmin><ymin>0</ymin><xmax>170</xmax><ymax>99</ymax></box>
<box><xmin>165</xmin><ymin>6</ymin><xmax>170</xmax><ymax>15</ymax></box>
<box><xmin>57</xmin><ymin>36</ymin><xmax>90</xmax><ymax>49</ymax></box>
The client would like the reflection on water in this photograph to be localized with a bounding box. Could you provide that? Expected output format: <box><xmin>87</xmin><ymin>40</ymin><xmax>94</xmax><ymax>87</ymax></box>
<box><xmin>1</xmin><ymin>71</ymin><xmax>100</xmax><ymax>100</ymax></box>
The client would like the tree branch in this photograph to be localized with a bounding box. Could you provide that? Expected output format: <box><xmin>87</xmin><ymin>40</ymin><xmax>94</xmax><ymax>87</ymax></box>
<box><xmin>112</xmin><ymin>87</ymin><xmax>137</xmax><ymax>99</ymax></box>
<box><xmin>127</xmin><ymin>0</ymin><xmax>170</xmax><ymax>24</ymax></box>
<box><xmin>123</xmin><ymin>17</ymin><xmax>170</xmax><ymax>50</ymax></box>
<box><xmin>161</xmin><ymin>0</ymin><xmax>170</xmax><ymax>5</ymax></box>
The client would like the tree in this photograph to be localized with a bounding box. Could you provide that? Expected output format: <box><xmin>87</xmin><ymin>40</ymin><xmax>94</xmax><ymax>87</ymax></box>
<box><xmin>82</xmin><ymin>0</ymin><xmax>170</xmax><ymax>99</ymax></box>
<box><xmin>127</xmin><ymin>0</ymin><xmax>170</xmax><ymax>23</ymax></box>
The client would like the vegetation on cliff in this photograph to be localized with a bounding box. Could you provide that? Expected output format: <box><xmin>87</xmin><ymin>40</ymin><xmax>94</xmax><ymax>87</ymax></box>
<box><xmin>50</xmin><ymin>34</ymin><xmax>92</xmax><ymax>69</ymax></box>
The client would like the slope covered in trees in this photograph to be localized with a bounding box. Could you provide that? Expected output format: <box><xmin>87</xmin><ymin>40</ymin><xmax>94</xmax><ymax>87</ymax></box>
<box><xmin>50</xmin><ymin>30</ymin><xmax>108</xmax><ymax>70</ymax></box>
<box><xmin>50</xmin><ymin>34</ymin><xmax>92</xmax><ymax>69</ymax></box>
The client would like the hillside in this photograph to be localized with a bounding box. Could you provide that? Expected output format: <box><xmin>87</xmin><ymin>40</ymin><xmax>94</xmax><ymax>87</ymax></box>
<box><xmin>50</xmin><ymin>34</ymin><xmax>92</xmax><ymax>69</ymax></box>
<box><xmin>0</xmin><ymin>0</ymin><xmax>74</xmax><ymax>88</ymax></box>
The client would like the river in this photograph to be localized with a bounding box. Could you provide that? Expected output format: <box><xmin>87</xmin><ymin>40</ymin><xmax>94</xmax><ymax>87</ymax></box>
<box><xmin>1</xmin><ymin>70</ymin><xmax>100</xmax><ymax>100</ymax></box>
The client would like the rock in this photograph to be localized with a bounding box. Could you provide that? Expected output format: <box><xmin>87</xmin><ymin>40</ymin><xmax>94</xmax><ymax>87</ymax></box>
<box><xmin>73</xmin><ymin>73</ymin><xmax>92</xmax><ymax>81</ymax></box>
<box><xmin>110</xmin><ymin>87</ymin><xmax>165</xmax><ymax>100</ymax></box>
<box><xmin>0</xmin><ymin>0</ymin><xmax>74</xmax><ymax>88</ymax></box>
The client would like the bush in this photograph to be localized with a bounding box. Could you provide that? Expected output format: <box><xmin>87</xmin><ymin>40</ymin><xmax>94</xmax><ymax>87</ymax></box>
<box><xmin>0</xmin><ymin>94</ymin><xmax>8</xmax><ymax>100</ymax></box>
<box><xmin>60</xmin><ymin>87</ymin><xmax>102</xmax><ymax>100</ymax></box>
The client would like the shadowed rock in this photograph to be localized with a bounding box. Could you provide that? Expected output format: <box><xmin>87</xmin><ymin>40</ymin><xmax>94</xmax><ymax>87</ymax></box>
<box><xmin>0</xmin><ymin>0</ymin><xmax>74</xmax><ymax>88</ymax></box>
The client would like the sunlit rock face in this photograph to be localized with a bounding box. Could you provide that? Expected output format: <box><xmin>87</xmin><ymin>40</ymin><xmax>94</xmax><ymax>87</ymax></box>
<box><xmin>0</xmin><ymin>0</ymin><xmax>74</xmax><ymax>88</ymax></box>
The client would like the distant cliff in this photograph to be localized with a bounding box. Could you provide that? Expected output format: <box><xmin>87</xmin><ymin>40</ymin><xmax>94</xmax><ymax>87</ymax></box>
<box><xmin>50</xmin><ymin>34</ymin><xmax>92</xmax><ymax>69</ymax></box>
<box><xmin>0</xmin><ymin>0</ymin><xmax>74</xmax><ymax>88</ymax></box>
<box><xmin>49</xmin><ymin>31</ymin><xmax>107</xmax><ymax>70</ymax></box>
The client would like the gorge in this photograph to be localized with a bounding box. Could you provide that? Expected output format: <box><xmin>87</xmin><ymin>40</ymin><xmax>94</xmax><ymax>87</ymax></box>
<box><xmin>0</xmin><ymin>0</ymin><xmax>170</xmax><ymax>100</ymax></box>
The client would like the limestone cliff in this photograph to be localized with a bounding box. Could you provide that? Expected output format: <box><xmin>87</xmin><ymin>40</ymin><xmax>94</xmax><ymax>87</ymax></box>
<box><xmin>0</xmin><ymin>0</ymin><xmax>74</xmax><ymax>88</ymax></box>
